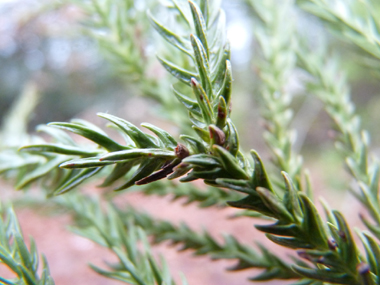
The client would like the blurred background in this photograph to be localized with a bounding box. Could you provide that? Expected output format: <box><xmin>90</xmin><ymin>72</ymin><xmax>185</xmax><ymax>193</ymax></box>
<box><xmin>1</xmin><ymin>0</ymin><xmax>380</xmax><ymax>284</ymax></box>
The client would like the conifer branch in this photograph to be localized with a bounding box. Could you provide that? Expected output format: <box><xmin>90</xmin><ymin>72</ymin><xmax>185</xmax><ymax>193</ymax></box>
<box><xmin>140</xmin><ymin>180</ymin><xmax>242</xmax><ymax>208</ymax></box>
<box><xmin>55</xmin><ymin>194</ymin><xmax>185</xmax><ymax>285</ymax></box>
<box><xmin>1</xmin><ymin>119</ymin><xmax>240</xmax><ymax>207</ymax></box>
<box><xmin>148</xmin><ymin>3</ymin><xmax>373</xmax><ymax>280</ymax></box>
<box><xmin>56</xmin><ymin>192</ymin><xmax>301</xmax><ymax>282</ymax></box>
<box><xmin>117</xmin><ymin>205</ymin><xmax>302</xmax><ymax>281</ymax></box>
<box><xmin>297</xmin><ymin>0</ymin><xmax>380</xmax><ymax>62</ymax></box>
<box><xmin>72</xmin><ymin>0</ymin><xmax>148</xmax><ymax>79</ymax></box>
<box><xmin>1</xmin><ymin>1</ymin><xmax>378</xmax><ymax>284</ymax></box>
<box><xmin>0</xmin><ymin>204</ymin><xmax>55</xmax><ymax>285</ymax></box>
<box><xmin>5</xmin><ymin>0</ymin><xmax>238</xmax><ymax>198</ymax></box>
<box><xmin>120</xmin><ymin>205</ymin><xmax>306</xmax><ymax>281</ymax></box>
<box><xmin>298</xmin><ymin>47</ymin><xmax>380</xmax><ymax>239</ymax></box>
<box><xmin>248</xmin><ymin>0</ymin><xmax>304</xmax><ymax>188</ymax></box>
<box><xmin>70</xmin><ymin>0</ymin><xmax>194</xmax><ymax>131</ymax></box>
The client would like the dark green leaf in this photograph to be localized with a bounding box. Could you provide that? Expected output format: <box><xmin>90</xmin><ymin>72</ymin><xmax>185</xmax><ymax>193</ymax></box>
<box><xmin>282</xmin><ymin>172</ymin><xmax>302</xmax><ymax>219</ymax></box>
<box><xmin>20</xmin><ymin>144</ymin><xmax>101</xmax><ymax>156</ymax></box>
<box><xmin>215</xmin><ymin>178</ymin><xmax>253</xmax><ymax>194</ymax></box>
<box><xmin>115</xmin><ymin>158</ymin><xmax>165</xmax><ymax>191</ymax></box>
<box><xmin>180</xmin><ymin>135</ymin><xmax>207</xmax><ymax>153</ymax></box>
<box><xmin>250</xmin><ymin>267</ymin><xmax>282</xmax><ymax>281</ymax></box>
<box><xmin>100</xmin><ymin>148</ymin><xmax>175</xmax><ymax>162</ymax></box>
<box><xmin>141</xmin><ymin>123</ymin><xmax>178</xmax><ymax>150</ymax></box>
<box><xmin>256</xmin><ymin>187</ymin><xmax>293</xmax><ymax>222</ymax></box>
<box><xmin>55</xmin><ymin>167</ymin><xmax>102</xmax><ymax>195</ymax></box>
<box><xmin>333</xmin><ymin>211</ymin><xmax>359</xmax><ymax>272</ymax></box>
<box><xmin>250</xmin><ymin>150</ymin><xmax>273</xmax><ymax>192</ymax></box>
<box><xmin>99</xmin><ymin>161</ymin><xmax>137</xmax><ymax>187</ymax></box>
<box><xmin>213</xmin><ymin>145</ymin><xmax>248</xmax><ymax>179</ymax></box>
<box><xmin>292</xmin><ymin>266</ymin><xmax>358</xmax><ymax>285</ymax></box>
<box><xmin>48</xmin><ymin>122</ymin><xmax>125</xmax><ymax>152</ymax></box>
<box><xmin>227</xmin><ymin>194</ymin><xmax>274</xmax><ymax>218</ymax></box>
<box><xmin>183</xmin><ymin>154</ymin><xmax>220</xmax><ymax>167</ymax></box>
<box><xmin>192</xmin><ymin>167</ymin><xmax>226</xmax><ymax>180</ymax></box>
<box><xmin>266</xmin><ymin>234</ymin><xmax>312</xmax><ymax>249</ymax></box>
<box><xmin>255</xmin><ymin>223</ymin><xmax>301</xmax><ymax>237</ymax></box>
<box><xmin>179</xmin><ymin>172</ymin><xmax>199</xmax><ymax>182</ymax></box>
<box><xmin>98</xmin><ymin>113</ymin><xmax>158</xmax><ymax>148</ymax></box>
<box><xmin>192</xmin><ymin>126</ymin><xmax>210</xmax><ymax>143</ymax></box>
<box><xmin>300</xmin><ymin>194</ymin><xmax>328</xmax><ymax>249</ymax></box>
<box><xmin>190</xmin><ymin>77</ymin><xmax>213</xmax><ymax>124</ymax></box>
<box><xmin>60</xmin><ymin>157</ymin><xmax>115</xmax><ymax>169</ymax></box>
<box><xmin>225</xmin><ymin>120</ymin><xmax>239</xmax><ymax>157</ymax></box>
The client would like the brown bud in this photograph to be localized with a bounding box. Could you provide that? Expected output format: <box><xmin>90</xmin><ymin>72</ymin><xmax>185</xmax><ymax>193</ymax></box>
<box><xmin>175</xmin><ymin>143</ymin><xmax>190</xmax><ymax>160</ymax></box>
<box><xmin>136</xmin><ymin>159</ymin><xmax>182</xmax><ymax>185</ymax></box>
<box><xmin>209</xmin><ymin>125</ymin><xmax>226</xmax><ymax>146</ymax></box>
<box><xmin>217</xmin><ymin>105</ymin><xmax>226</xmax><ymax>120</ymax></box>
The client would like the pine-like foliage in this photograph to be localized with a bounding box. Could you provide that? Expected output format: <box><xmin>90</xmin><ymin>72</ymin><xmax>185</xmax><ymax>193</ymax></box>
<box><xmin>0</xmin><ymin>204</ymin><xmax>54</xmax><ymax>285</ymax></box>
<box><xmin>1</xmin><ymin>0</ymin><xmax>380</xmax><ymax>284</ymax></box>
